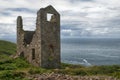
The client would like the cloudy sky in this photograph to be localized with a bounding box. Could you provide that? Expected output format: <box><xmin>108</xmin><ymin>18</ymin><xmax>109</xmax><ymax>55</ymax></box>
<box><xmin>0</xmin><ymin>0</ymin><xmax>120</xmax><ymax>42</ymax></box>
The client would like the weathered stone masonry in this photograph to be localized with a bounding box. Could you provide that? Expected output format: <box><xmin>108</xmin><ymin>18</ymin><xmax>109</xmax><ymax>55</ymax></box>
<box><xmin>17</xmin><ymin>5</ymin><xmax>60</xmax><ymax>68</ymax></box>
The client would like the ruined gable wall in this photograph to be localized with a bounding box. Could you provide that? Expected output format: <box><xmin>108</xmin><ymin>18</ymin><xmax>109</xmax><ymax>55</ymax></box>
<box><xmin>17</xmin><ymin>16</ymin><xmax>41</xmax><ymax>67</ymax></box>
<box><xmin>38</xmin><ymin>6</ymin><xmax>60</xmax><ymax>68</ymax></box>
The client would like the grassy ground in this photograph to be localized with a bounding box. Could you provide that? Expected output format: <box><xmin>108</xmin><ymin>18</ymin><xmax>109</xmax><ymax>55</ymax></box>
<box><xmin>0</xmin><ymin>40</ymin><xmax>16</xmax><ymax>60</ymax></box>
<box><xmin>0</xmin><ymin>40</ymin><xmax>120</xmax><ymax>80</ymax></box>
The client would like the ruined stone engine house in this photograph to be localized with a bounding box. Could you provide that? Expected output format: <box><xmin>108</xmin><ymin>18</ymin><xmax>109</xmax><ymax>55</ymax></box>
<box><xmin>17</xmin><ymin>5</ymin><xmax>60</xmax><ymax>68</ymax></box>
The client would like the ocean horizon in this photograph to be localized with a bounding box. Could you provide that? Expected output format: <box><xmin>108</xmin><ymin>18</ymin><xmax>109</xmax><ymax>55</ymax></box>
<box><xmin>61</xmin><ymin>38</ymin><xmax>120</xmax><ymax>66</ymax></box>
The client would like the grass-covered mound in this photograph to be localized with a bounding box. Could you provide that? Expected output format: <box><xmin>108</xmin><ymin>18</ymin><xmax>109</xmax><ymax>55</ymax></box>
<box><xmin>0</xmin><ymin>40</ymin><xmax>16</xmax><ymax>60</ymax></box>
<box><xmin>0</xmin><ymin>40</ymin><xmax>120</xmax><ymax>80</ymax></box>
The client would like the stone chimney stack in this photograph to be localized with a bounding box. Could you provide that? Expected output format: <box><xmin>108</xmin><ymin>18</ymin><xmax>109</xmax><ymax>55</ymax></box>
<box><xmin>17</xmin><ymin>16</ymin><xmax>23</xmax><ymax>29</ymax></box>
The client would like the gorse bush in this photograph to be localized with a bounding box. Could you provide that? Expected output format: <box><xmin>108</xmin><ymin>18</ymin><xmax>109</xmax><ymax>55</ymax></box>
<box><xmin>0</xmin><ymin>58</ymin><xmax>32</xmax><ymax>80</ymax></box>
<box><xmin>0</xmin><ymin>71</ymin><xmax>27</xmax><ymax>80</ymax></box>
<box><xmin>0</xmin><ymin>58</ymin><xmax>30</xmax><ymax>71</ymax></box>
<box><xmin>0</xmin><ymin>64</ymin><xmax>17</xmax><ymax>70</ymax></box>
<box><xmin>0</xmin><ymin>59</ymin><xmax>16</xmax><ymax>70</ymax></box>
<box><xmin>13</xmin><ymin>58</ymin><xmax>30</xmax><ymax>68</ymax></box>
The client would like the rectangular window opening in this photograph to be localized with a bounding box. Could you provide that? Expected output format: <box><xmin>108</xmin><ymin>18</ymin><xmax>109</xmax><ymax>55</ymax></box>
<box><xmin>47</xmin><ymin>13</ymin><xmax>54</xmax><ymax>21</ymax></box>
<box><xmin>32</xmin><ymin>49</ymin><xmax>35</xmax><ymax>60</ymax></box>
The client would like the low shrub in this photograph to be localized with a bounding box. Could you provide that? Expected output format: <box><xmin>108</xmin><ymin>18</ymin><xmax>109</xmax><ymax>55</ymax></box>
<box><xmin>0</xmin><ymin>71</ymin><xmax>26</xmax><ymax>80</ymax></box>
<box><xmin>13</xmin><ymin>58</ymin><xmax>30</xmax><ymax>68</ymax></box>
<box><xmin>28</xmin><ymin>67</ymin><xmax>47</xmax><ymax>74</ymax></box>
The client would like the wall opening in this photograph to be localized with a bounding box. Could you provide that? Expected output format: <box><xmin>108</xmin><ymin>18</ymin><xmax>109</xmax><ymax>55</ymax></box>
<box><xmin>23</xmin><ymin>17</ymin><xmax>36</xmax><ymax>31</ymax></box>
<box><xmin>20</xmin><ymin>52</ymin><xmax>24</xmax><ymax>57</ymax></box>
<box><xmin>49</xmin><ymin>44</ymin><xmax>54</xmax><ymax>53</ymax></box>
<box><xmin>32</xmin><ymin>49</ymin><xmax>35</xmax><ymax>60</ymax></box>
<box><xmin>47</xmin><ymin>13</ymin><xmax>54</xmax><ymax>21</ymax></box>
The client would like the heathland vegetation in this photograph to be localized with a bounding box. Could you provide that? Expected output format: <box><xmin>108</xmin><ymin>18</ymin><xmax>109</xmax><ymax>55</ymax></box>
<box><xmin>0</xmin><ymin>40</ymin><xmax>120</xmax><ymax>80</ymax></box>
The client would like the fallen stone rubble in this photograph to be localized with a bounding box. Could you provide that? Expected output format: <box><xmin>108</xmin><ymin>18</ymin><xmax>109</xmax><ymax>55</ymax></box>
<box><xmin>29</xmin><ymin>72</ymin><xmax>119</xmax><ymax>80</ymax></box>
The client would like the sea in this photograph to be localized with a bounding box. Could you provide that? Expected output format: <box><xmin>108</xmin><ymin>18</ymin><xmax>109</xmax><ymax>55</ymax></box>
<box><xmin>61</xmin><ymin>38</ymin><xmax>120</xmax><ymax>66</ymax></box>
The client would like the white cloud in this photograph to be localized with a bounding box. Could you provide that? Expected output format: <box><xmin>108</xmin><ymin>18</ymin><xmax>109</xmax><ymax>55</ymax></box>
<box><xmin>0</xmin><ymin>0</ymin><xmax>120</xmax><ymax>41</ymax></box>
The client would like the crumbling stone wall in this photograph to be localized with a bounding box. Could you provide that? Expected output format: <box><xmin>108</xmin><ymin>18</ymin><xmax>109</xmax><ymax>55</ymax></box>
<box><xmin>17</xmin><ymin>5</ymin><xmax>60</xmax><ymax>68</ymax></box>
